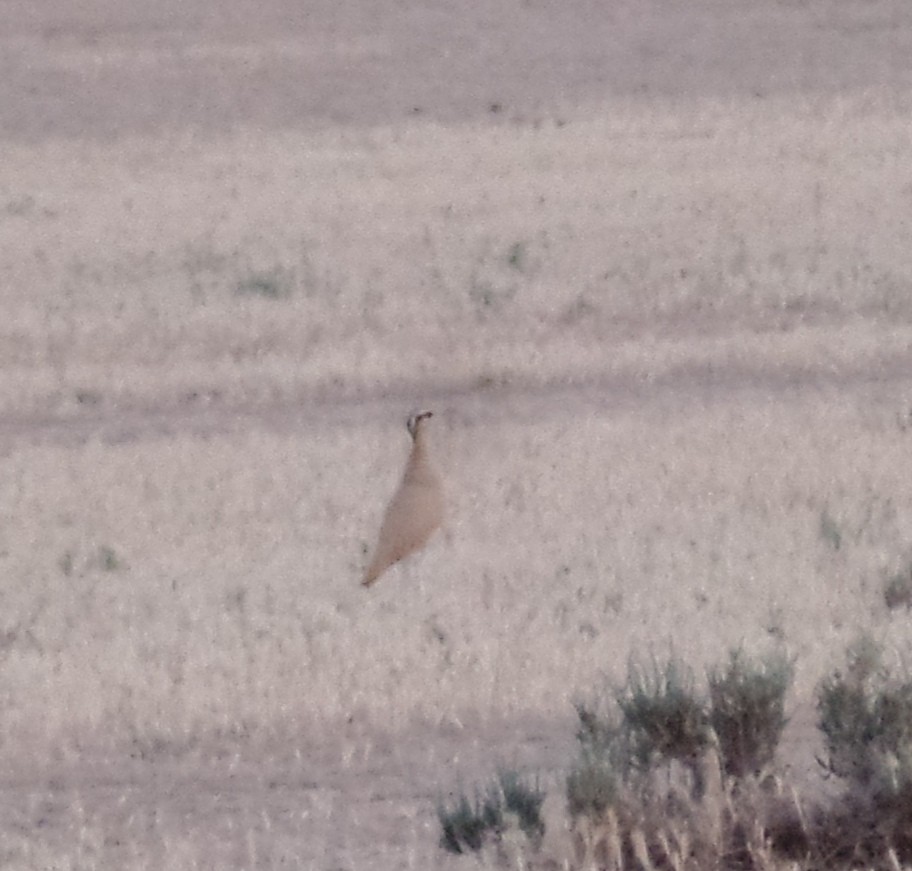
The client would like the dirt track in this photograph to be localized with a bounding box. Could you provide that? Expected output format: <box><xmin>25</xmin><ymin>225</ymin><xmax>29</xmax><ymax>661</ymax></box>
<box><xmin>5</xmin><ymin>0</ymin><xmax>911</xmax><ymax>141</ymax></box>
<box><xmin>0</xmin><ymin>347</ymin><xmax>909</xmax><ymax>458</ymax></box>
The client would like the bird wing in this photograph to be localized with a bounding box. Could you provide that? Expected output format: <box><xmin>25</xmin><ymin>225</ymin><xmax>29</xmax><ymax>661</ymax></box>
<box><xmin>362</xmin><ymin>479</ymin><xmax>443</xmax><ymax>586</ymax></box>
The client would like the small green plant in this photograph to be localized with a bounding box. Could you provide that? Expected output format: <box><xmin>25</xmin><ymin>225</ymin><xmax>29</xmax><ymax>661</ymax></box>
<box><xmin>468</xmin><ymin>279</ymin><xmax>517</xmax><ymax>313</ymax></box>
<box><xmin>235</xmin><ymin>267</ymin><xmax>293</xmax><ymax>299</ymax></box>
<box><xmin>437</xmin><ymin>770</ymin><xmax>545</xmax><ymax>855</ymax></box>
<box><xmin>58</xmin><ymin>551</ymin><xmax>74</xmax><ymax>577</ymax></box>
<box><xmin>884</xmin><ymin>564</ymin><xmax>912</xmax><ymax>610</ymax></box>
<box><xmin>708</xmin><ymin>649</ymin><xmax>794</xmax><ymax>778</ymax></box>
<box><xmin>506</xmin><ymin>241</ymin><xmax>526</xmax><ymax>271</ymax></box>
<box><xmin>74</xmin><ymin>389</ymin><xmax>101</xmax><ymax>406</ymax></box>
<box><xmin>98</xmin><ymin>545</ymin><xmax>121</xmax><ymax>572</ymax></box>
<box><xmin>819</xmin><ymin>509</ymin><xmax>842</xmax><ymax>551</ymax></box>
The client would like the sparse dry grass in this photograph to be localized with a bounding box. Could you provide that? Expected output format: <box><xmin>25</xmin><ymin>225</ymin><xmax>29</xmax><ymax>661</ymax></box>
<box><xmin>2</xmin><ymin>1</ymin><xmax>912</xmax><ymax>866</ymax></box>
<box><xmin>2</xmin><ymin>384</ymin><xmax>912</xmax><ymax>866</ymax></box>
<box><xmin>3</xmin><ymin>392</ymin><xmax>912</xmax><ymax>748</ymax></box>
<box><xmin>2</xmin><ymin>90</ymin><xmax>912</xmax><ymax>417</ymax></box>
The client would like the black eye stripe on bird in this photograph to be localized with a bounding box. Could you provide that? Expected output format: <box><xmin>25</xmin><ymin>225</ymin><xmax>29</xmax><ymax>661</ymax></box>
<box><xmin>362</xmin><ymin>411</ymin><xmax>444</xmax><ymax>588</ymax></box>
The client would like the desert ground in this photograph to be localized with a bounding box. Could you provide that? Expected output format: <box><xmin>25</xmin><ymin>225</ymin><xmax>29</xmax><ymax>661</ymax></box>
<box><xmin>2</xmin><ymin>0</ymin><xmax>912</xmax><ymax>867</ymax></box>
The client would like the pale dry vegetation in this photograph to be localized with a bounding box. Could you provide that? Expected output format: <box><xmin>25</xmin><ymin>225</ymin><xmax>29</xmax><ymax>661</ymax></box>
<box><xmin>3</xmin><ymin>391</ymin><xmax>912</xmax><ymax>744</ymax></box>
<box><xmin>2</xmin><ymin>93</ymin><xmax>912</xmax><ymax>419</ymax></box>
<box><xmin>2</xmin><ymin>0</ymin><xmax>912</xmax><ymax>867</ymax></box>
<box><xmin>3</xmin><ymin>384</ymin><xmax>912</xmax><ymax>866</ymax></box>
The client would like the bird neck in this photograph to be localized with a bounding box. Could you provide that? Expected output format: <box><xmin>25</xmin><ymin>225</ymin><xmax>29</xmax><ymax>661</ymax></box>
<box><xmin>404</xmin><ymin>431</ymin><xmax>435</xmax><ymax>484</ymax></box>
<box><xmin>410</xmin><ymin>436</ymin><xmax>428</xmax><ymax>466</ymax></box>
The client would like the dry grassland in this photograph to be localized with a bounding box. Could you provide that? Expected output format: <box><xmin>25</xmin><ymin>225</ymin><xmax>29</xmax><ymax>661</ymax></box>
<box><xmin>2</xmin><ymin>0</ymin><xmax>912</xmax><ymax>867</ymax></box>
<box><xmin>3</xmin><ymin>94</ymin><xmax>912</xmax><ymax>417</ymax></box>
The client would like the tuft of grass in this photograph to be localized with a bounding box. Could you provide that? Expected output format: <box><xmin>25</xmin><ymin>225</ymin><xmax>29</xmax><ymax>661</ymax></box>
<box><xmin>437</xmin><ymin>791</ymin><xmax>501</xmax><ymax>855</ymax></box>
<box><xmin>884</xmin><ymin>564</ymin><xmax>912</xmax><ymax>611</ymax></box>
<box><xmin>499</xmin><ymin>769</ymin><xmax>546</xmax><ymax>845</ymax></box>
<box><xmin>506</xmin><ymin>240</ymin><xmax>526</xmax><ymax>271</ymax></box>
<box><xmin>709</xmin><ymin>648</ymin><xmax>794</xmax><ymax>778</ymax></box>
<box><xmin>58</xmin><ymin>551</ymin><xmax>74</xmax><ymax>577</ymax></box>
<box><xmin>468</xmin><ymin>279</ymin><xmax>516</xmax><ymax>314</ymax></box>
<box><xmin>235</xmin><ymin>267</ymin><xmax>294</xmax><ymax>299</ymax></box>
<box><xmin>98</xmin><ymin>545</ymin><xmax>122</xmax><ymax>572</ymax></box>
<box><xmin>437</xmin><ymin>769</ymin><xmax>545</xmax><ymax>855</ymax></box>
<box><xmin>819</xmin><ymin>508</ymin><xmax>843</xmax><ymax>551</ymax></box>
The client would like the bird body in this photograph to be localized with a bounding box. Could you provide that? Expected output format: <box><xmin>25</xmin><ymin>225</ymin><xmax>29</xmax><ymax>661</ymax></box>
<box><xmin>362</xmin><ymin>411</ymin><xmax>444</xmax><ymax>587</ymax></box>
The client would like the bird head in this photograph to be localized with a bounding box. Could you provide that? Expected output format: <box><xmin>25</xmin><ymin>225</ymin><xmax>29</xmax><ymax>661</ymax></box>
<box><xmin>406</xmin><ymin>410</ymin><xmax>433</xmax><ymax>439</ymax></box>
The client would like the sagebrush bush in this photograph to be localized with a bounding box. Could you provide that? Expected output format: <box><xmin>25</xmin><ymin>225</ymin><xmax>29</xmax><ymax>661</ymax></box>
<box><xmin>567</xmin><ymin>702</ymin><xmax>626</xmax><ymax>830</ymax></box>
<box><xmin>437</xmin><ymin>792</ymin><xmax>496</xmax><ymax>854</ymax></box>
<box><xmin>498</xmin><ymin>769</ymin><xmax>546</xmax><ymax>845</ymax></box>
<box><xmin>709</xmin><ymin>649</ymin><xmax>793</xmax><ymax>778</ymax></box>
<box><xmin>574</xmin><ymin>700</ymin><xmax>622</xmax><ymax>756</ymax></box>
<box><xmin>566</xmin><ymin>755</ymin><xmax>620</xmax><ymax>820</ymax></box>
<box><xmin>617</xmin><ymin>656</ymin><xmax>713</xmax><ymax>796</ymax></box>
<box><xmin>439</xmin><ymin>643</ymin><xmax>912</xmax><ymax>869</ymax></box>
<box><xmin>817</xmin><ymin>638</ymin><xmax>912</xmax><ymax>804</ymax></box>
<box><xmin>437</xmin><ymin>769</ymin><xmax>545</xmax><ymax>855</ymax></box>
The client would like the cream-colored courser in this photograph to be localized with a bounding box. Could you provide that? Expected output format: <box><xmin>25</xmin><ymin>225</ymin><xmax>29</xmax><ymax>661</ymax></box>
<box><xmin>362</xmin><ymin>411</ymin><xmax>444</xmax><ymax>587</ymax></box>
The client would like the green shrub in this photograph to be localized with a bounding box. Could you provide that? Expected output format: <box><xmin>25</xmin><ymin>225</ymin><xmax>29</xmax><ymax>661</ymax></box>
<box><xmin>438</xmin><ymin>644</ymin><xmax>912</xmax><ymax>868</ymax></box>
<box><xmin>574</xmin><ymin>700</ymin><xmax>624</xmax><ymax>757</ymax></box>
<box><xmin>817</xmin><ymin>637</ymin><xmax>912</xmax><ymax>803</ymax></box>
<box><xmin>498</xmin><ymin>769</ymin><xmax>546</xmax><ymax>844</ymax></box>
<box><xmin>709</xmin><ymin>649</ymin><xmax>793</xmax><ymax>778</ymax></box>
<box><xmin>566</xmin><ymin>756</ymin><xmax>620</xmax><ymax>820</ymax></box>
<box><xmin>437</xmin><ymin>770</ymin><xmax>545</xmax><ymax>854</ymax></box>
<box><xmin>567</xmin><ymin>702</ymin><xmax>627</xmax><ymax>823</ymax></box>
<box><xmin>437</xmin><ymin>791</ymin><xmax>501</xmax><ymax>854</ymax></box>
<box><xmin>617</xmin><ymin>656</ymin><xmax>712</xmax><ymax>774</ymax></box>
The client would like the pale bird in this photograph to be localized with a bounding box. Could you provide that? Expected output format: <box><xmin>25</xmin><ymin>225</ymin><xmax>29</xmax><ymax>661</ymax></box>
<box><xmin>362</xmin><ymin>410</ymin><xmax>444</xmax><ymax>587</ymax></box>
